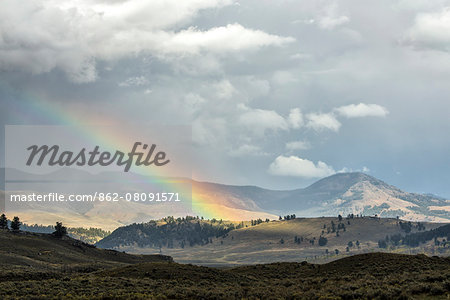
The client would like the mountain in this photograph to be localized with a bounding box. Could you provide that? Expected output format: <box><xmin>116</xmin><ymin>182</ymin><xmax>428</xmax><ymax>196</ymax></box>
<box><xmin>194</xmin><ymin>172</ymin><xmax>450</xmax><ymax>222</ymax></box>
<box><xmin>2</xmin><ymin>168</ymin><xmax>449</xmax><ymax>229</ymax></box>
<box><xmin>280</xmin><ymin>172</ymin><xmax>450</xmax><ymax>221</ymax></box>
<box><xmin>1</xmin><ymin>168</ymin><xmax>277</xmax><ymax>230</ymax></box>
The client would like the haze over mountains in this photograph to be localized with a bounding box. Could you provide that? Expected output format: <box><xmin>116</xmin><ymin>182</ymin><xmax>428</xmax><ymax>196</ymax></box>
<box><xmin>229</xmin><ymin>172</ymin><xmax>449</xmax><ymax>221</ymax></box>
<box><xmin>194</xmin><ymin>172</ymin><xmax>450</xmax><ymax>222</ymax></box>
<box><xmin>2</xmin><ymin>168</ymin><xmax>449</xmax><ymax>230</ymax></box>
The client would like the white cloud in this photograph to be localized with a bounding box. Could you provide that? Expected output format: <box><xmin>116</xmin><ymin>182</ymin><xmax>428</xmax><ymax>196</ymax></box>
<box><xmin>287</xmin><ymin>108</ymin><xmax>304</xmax><ymax>129</ymax></box>
<box><xmin>292</xmin><ymin>2</ymin><xmax>349</xmax><ymax>31</ymax></box>
<box><xmin>237</xmin><ymin>106</ymin><xmax>305</xmax><ymax>136</ymax></box>
<box><xmin>192</xmin><ymin>117</ymin><xmax>227</xmax><ymax>146</ymax></box>
<box><xmin>0</xmin><ymin>0</ymin><xmax>294</xmax><ymax>82</ymax></box>
<box><xmin>119</xmin><ymin>76</ymin><xmax>149</xmax><ymax>87</ymax></box>
<box><xmin>213</xmin><ymin>80</ymin><xmax>236</xmax><ymax>99</ymax></box>
<box><xmin>291</xmin><ymin>19</ymin><xmax>315</xmax><ymax>25</ymax></box>
<box><xmin>338</xmin><ymin>166</ymin><xmax>370</xmax><ymax>173</ymax></box>
<box><xmin>290</xmin><ymin>52</ymin><xmax>312</xmax><ymax>60</ymax></box>
<box><xmin>306</xmin><ymin>113</ymin><xmax>341</xmax><ymax>132</ymax></box>
<box><xmin>238</xmin><ymin>107</ymin><xmax>289</xmax><ymax>136</ymax></box>
<box><xmin>228</xmin><ymin>145</ymin><xmax>268</xmax><ymax>157</ymax></box>
<box><xmin>335</xmin><ymin>103</ymin><xmax>389</xmax><ymax>118</ymax></box>
<box><xmin>184</xmin><ymin>93</ymin><xmax>206</xmax><ymax>115</ymax></box>
<box><xmin>268</xmin><ymin>155</ymin><xmax>335</xmax><ymax>178</ymax></box>
<box><xmin>317</xmin><ymin>2</ymin><xmax>350</xmax><ymax>30</ymax></box>
<box><xmin>406</xmin><ymin>7</ymin><xmax>450</xmax><ymax>52</ymax></box>
<box><xmin>238</xmin><ymin>76</ymin><xmax>271</xmax><ymax>100</ymax></box>
<box><xmin>286</xmin><ymin>140</ymin><xmax>310</xmax><ymax>151</ymax></box>
<box><xmin>272</xmin><ymin>70</ymin><xmax>298</xmax><ymax>85</ymax></box>
<box><xmin>164</xmin><ymin>24</ymin><xmax>294</xmax><ymax>54</ymax></box>
<box><xmin>318</xmin><ymin>15</ymin><xmax>349</xmax><ymax>30</ymax></box>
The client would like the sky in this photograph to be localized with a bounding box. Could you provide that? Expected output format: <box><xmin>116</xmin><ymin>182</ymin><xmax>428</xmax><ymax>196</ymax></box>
<box><xmin>0</xmin><ymin>0</ymin><xmax>449</xmax><ymax>197</ymax></box>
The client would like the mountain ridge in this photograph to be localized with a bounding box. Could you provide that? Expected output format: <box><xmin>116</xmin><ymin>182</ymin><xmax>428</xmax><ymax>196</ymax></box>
<box><xmin>256</xmin><ymin>172</ymin><xmax>449</xmax><ymax>221</ymax></box>
<box><xmin>2</xmin><ymin>168</ymin><xmax>449</xmax><ymax>227</ymax></box>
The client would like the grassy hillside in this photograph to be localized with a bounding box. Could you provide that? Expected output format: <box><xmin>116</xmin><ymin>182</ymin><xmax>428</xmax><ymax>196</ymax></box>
<box><xmin>113</xmin><ymin>216</ymin><xmax>447</xmax><ymax>265</ymax></box>
<box><xmin>1</xmin><ymin>251</ymin><xmax>449</xmax><ymax>299</ymax></box>
<box><xmin>0</xmin><ymin>229</ymin><xmax>171</xmax><ymax>282</ymax></box>
<box><xmin>1</xmin><ymin>228</ymin><xmax>449</xmax><ymax>299</ymax></box>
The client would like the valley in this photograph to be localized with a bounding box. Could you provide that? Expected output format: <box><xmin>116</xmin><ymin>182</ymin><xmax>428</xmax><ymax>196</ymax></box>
<box><xmin>98</xmin><ymin>216</ymin><xmax>450</xmax><ymax>266</ymax></box>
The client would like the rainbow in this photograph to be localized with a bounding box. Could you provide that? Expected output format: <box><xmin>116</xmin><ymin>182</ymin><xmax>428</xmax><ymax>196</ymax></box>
<box><xmin>1</xmin><ymin>81</ymin><xmax>237</xmax><ymax>220</ymax></box>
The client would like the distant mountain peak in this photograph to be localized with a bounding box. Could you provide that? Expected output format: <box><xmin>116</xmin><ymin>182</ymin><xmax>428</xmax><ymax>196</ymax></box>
<box><xmin>304</xmin><ymin>172</ymin><xmax>386</xmax><ymax>194</ymax></box>
<box><xmin>324</xmin><ymin>172</ymin><xmax>378</xmax><ymax>182</ymax></box>
<box><xmin>3</xmin><ymin>168</ymin><xmax>449</xmax><ymax>224</ymax></box>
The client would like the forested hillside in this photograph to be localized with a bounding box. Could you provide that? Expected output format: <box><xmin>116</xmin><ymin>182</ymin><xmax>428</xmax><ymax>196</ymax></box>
<box><xmin>96</xmin><ymin>216</ymin><xmax>238</xmax><ymax>249</ymax></box>
<box><xmin>379</xmin><ymin>223</ymin><xmax>450</xmax><ymax>248</ymax></box>
<box><xmin>20</xmin><ymin>223</ymin><xmax>110</xmax><ymax>244</ymax></box>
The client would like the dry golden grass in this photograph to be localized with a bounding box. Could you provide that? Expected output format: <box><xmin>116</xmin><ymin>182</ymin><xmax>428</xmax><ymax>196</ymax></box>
<box><xmin>118</xmin><ymin>217</ymin><xmax>446</xmax><ymax>265</ymax></box>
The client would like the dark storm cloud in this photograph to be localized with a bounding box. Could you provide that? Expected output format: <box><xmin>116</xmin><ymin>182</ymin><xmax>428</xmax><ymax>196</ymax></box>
<box><xmin>0</xmin><ymin>0</ymin><xmax>449</xmax><ymax>197</ymax></box>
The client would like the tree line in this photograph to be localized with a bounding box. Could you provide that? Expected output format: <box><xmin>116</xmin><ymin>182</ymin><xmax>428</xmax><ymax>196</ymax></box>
<box><xmin>378</xmin><ymin>223</ymin><xmax>449</xmax><ymax>248</ymax></box>
<box><xmin>96</xmin><ymin>216</ymin><xmax>236</xmax><ymax>249</ymax></box>
<box><xmin>0</xmin><ymin>213</ymin><xmax>68</xmax><ymax>237</ymax></box>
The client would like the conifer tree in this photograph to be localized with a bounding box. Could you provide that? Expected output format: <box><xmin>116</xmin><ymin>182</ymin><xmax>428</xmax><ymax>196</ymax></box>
<box><xmin>11</xmin><ymin>216</ymin><xmax>21</xmax><ymax>232</ymax></box>
<box><xmin>53</xmin><ymin>222</ymin><xmax>68</xmax><ymax>238</ymax></box>
<box><xmin>0</xmin><ymin>213</ymin><xmax>7</xmax><ymax>229</ymax></box>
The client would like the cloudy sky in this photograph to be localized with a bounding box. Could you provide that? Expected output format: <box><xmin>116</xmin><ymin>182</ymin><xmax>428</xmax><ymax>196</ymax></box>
<box><xmin>1</xmin><ymin>0</ymin><xmax>450</xmax><ymax>197</ymax></box>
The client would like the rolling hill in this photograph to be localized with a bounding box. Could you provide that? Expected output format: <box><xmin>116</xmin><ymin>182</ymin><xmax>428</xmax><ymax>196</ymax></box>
<box><xmin>0</xmin><ymin>229</ymin><xmax>171</xmax><ymax>276</ymax></box>
<box><xmin>97</xmin><ymin>216</ymin><xmax>449</xmax><ymax>265</ymax></box>
<box><xmin>1</xmin><ymin>228</ymin><xmax>449</xmax><ymax>299</ymax></box>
